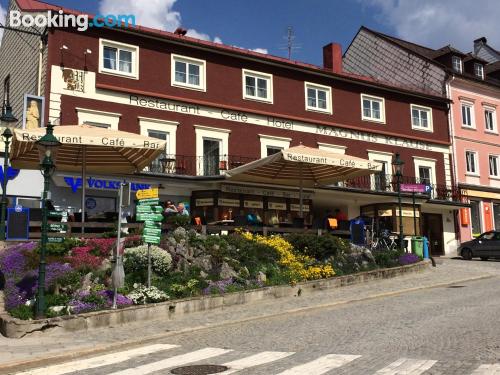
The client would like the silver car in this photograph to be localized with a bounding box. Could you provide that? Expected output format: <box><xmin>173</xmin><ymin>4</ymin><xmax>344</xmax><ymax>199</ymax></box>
<box><xmin>458</xmin><ymin>231</ymin><xmax>500</xmax><ymax>261</ymax></box>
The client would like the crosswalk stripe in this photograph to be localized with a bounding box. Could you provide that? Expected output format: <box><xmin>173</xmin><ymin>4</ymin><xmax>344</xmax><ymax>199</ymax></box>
<box><xmin>219</xmin><ymin>351</ymin><xmax>294</xmax><ymax>374</ymax></box>
<box><xmin>374</xmin><ymin>358</ymin><xmax>437</xmax><ymax>374</ymax></box>
<box><xmin>107</xmin><ymin>347</ymin><xmax>233</xmax><ymax>375</ymax></box>
<box><xmin>275</xmin><ymin>354</ymin><xmax>361</xmax><ymax>375</ymax></box>
<box><xmin>12</xmin><ymin>344</ymin><xmax>178</xmax><ymax>375</ymax></box>
<box><xmin>471</xmin><ymin>364</ymin><xmax>500</xmax><ymax>374</ymax></box>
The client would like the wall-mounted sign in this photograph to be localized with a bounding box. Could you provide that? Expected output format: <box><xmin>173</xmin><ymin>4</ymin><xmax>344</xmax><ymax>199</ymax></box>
<box><xmin>400</xmin><ymin>183</ymin><xmax>431</xmax><ymax>194</ymax></box>
<box><xmin>268</xmin><ymin>202</ymin><xmax>287</xmax><ymax>210</ymax></box>
<box><xmin>218</xmin><ymin>198</ymin><xmax>240</xmax><ymax>207</ymax></box>
<box><xmin>396</xmin><ymin>209</ymin><xmax>420</xmax><ymax>217</ymax></box>
<box><xmin>221</xmin><ymin>184</ymin><xmax>314</xmax><ymax>199</ymax></box>
<box><xmin>195</xmin><ymin>198</ymin><xmax>214</xmax><ymax>207</ymax></box>
<box><xmin>136</xmin><ymin>188</ymin><xmax>159</xmax><ymax>200</ymax></box>
<box><xmin>244</xmin><ymin>200</ymin><xmax>263</xmax><ymax>209</ymax></box>
<box><xmin>290</xmin><ymin>204</ymin><xmax>310</xmax><ymax>212</ymax></box>
<box><xmin>62</xmin><ymin>68</ymin><xmax>85</xmax><ymax>92</ymax></box>
<box><xmin>63</xmin><ymin>176</ymin><xmax>151</xmax><ymax>193</ymax></box>
<box><xmin>378</xmin><ymin>209</ymin><xmax>392</xmax><ymax>217</ymax></box>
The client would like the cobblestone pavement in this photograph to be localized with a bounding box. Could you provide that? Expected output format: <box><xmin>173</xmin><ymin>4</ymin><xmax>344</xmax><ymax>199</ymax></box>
<box><xmin>2</xmin><ymin>258</ymin><xmax>500</xmax><ymax>374</ymax></box>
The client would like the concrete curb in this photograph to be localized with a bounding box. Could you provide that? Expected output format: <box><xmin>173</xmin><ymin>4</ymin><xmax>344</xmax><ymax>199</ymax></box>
<box><xmin>0</xmin><ymin>261</ymin><xmax>430</xmax><ymax>339</ymax></box>
<box><xmin>0</xmin><ymin>272</ymin><xmax>494</xmax><ymax>373</ymax></box>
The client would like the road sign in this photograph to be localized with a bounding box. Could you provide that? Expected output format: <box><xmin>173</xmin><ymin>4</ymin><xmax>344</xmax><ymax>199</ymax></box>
<box><xmin>48</xmin><ymin>211</ymin><xmax>63</xmax><ymax>217</ymax></box>
<box><xmin>143</xmin><ymin>235</ymin><xmax>161</xmax><ymax>245</ymax></box>
<box><xmin>47</xmin><ymin>237</ymin><xmax>64</xmax><ymax>243</ymax></box>
<box><xmin>48</xmin><ymin>223</ymin><xmax>67</xmax><ymax>231</ymax></box>
<box><xmin>400</xmin><ymin>183</ymin><xmax>431</xmax><ymax>193</ymax></box>
<box><xmin>145</xmin><ymin>220</ymin><xmax>162</xmax><ymax>228</ymax></box>
<box><xmin>136</xmin><ymin>213</ymin><xmax>163</xmax><ymax>222</ymax></box>
<box><xmin>136</xmin><ymin>205</ymin><xmax>152</xmax><ymax>213</ymax></box>
<box><xmin>136</xmin><ymin>188</ymin><xmax>159</xmax><ymax>200</ymax></box>
<box><xmin>137</xmin><ymin>198</ymin><xmax>160</xmax><ymax>206</ymax></box>
<box><xmin>143</xmin><ymin>227</ymin><xmax>162</xmax><ymax>236</ymax></box>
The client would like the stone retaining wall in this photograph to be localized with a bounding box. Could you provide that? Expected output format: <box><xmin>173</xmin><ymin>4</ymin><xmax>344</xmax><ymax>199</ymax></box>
<box><xmin>0</xmin><ymin>261</ymin><xmax>430</xmax><ymax>338</ymax></box>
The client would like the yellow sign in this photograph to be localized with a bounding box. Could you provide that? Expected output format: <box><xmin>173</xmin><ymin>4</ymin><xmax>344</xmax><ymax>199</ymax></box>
<box><xmin>136</xmin><ymin>188</ymin><xmax>159</xmax><ymax>200</ymax></box>
<box><xmin>464</xmin><ymin>189</ymin><xmax>500</xmax><ymax>200</ymax></box>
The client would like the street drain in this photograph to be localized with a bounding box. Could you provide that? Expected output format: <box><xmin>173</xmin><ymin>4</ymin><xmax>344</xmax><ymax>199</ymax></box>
<box><xmin>448</xmin><ymin>285</ymin><xmax>466</xmax><ymax>288</ymax></box>
<box><xmin>170</xmin><ymin>365</ymin><xmax>229</xmax><ymax>375</ymax></box>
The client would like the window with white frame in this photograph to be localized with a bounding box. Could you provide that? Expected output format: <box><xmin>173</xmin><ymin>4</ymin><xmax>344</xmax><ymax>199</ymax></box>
<box><xmin>413</xmin><ymin>156</ymin><xmax>436</xmax><ymax>188</ymax></box>
<box><xmin>474</xmin><ymin>63</ymin><xmax>484</xmax><ymax>79</ymax></box>
<box><xmin>461</xmin><ymin>102</ymin><xmax>474</xmax><ymax>127</ymax></box>
<box><xmin>411</xmin><ymin>104</ymin><xmax>433</xmax><ymax>131</ymax></box>
<box><xmin>243</xmin><ymin>70</ymin><xmax>273</xmax><ymax>103</ymax></box>
<box><xmin>304</xmin><ymin>82</ymin><xmax>332</xmax><ymax>113</ymax></box>
<box><xmin>418</xmin><ymin>166</ymin><xmax>432</xmax><ymax>185</ymax></box>
<box><xmin>485</xmin><ymin>108</ymin><xmax>496</xmax><ymax>132</ymax></box>
<box><xmin>466</xmin><ymin>151</ymin><xmax>478</xmax><ymax>174</ymax></box>
<box><xmin>259</xmin><ymin>135</ymin><xmax>291</xmax><ymax>158</ymax></box>
<box><xmin>452</xmin><ymin>56</ymin><xmax>462</xmax><ymax>73</ymax></box>
<box><xmin>361</xmin><ymin>94</ymin><xmax>385</xmax><ymax>123</ymax></box>
<box><xmin>368</xmin><ymin>151</ymin><xmax>393</xmax><ymax>191</ymax></box>
<box><xmin>99</xmin><ymin>39</ymin><xmax>138</xmax><ymax>79</ymax></box>
<box><xmin>317</xmin><ymin>143</ymin><xmax>347</xmax><ymax>155</ymax></box>
<box><xmin>76</xmin><ymin>108</ymin><xmax>120</xmax><ymax>130</ymax></box>
<box><xmin>138</xmin><ymin>117</ymin><xmax>178</xmax><ymax>173</ymax></box>
<box><xmin>171</xmin><ymin>54</ymin><xmax>206</xmax><ymax>91</ymax></box>
<box><xmin>489</xmin><ymin>155</ymin><xmax>499</xmax><ymax>177</ymax></box>
<box><xmin>195</xmin><ymin>125</ymin><xmax>230</xmax><ymax>176</ymax></box>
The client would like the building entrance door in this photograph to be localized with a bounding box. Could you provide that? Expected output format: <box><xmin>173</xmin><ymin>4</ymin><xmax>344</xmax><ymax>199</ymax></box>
<box><xmin>422</xmin><ymin>213</ymin><xmax>444</xmax><ymax>256</ymax></box>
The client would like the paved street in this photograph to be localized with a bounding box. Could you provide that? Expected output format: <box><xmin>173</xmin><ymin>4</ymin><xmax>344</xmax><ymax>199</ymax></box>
<box><xmin>3</xmin><ymin>259</ymin><xmax>500</xmax><ymax>375</ymax></box>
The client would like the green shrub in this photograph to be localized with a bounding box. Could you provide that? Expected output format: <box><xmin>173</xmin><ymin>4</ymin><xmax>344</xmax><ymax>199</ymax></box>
<box><xmin>9</xmin><ymin>305</ymin><xmax>34</xmax><ymax>320</ymax></box>
<box><xmin>225</xmin><ymin>234</ymin><xmax>278</xmax><ymax>275</ymax></box>
<box><xmin>166</xmin><ymin>215</ymin><xmax>190</xmax><ymax>228</ymax></box>
<box><xmin>373</xmin><ymin>249</ymin><xmax>403</xmax><ymax>268</ymax></box>
<box><xmin>45</xmin><ymin>294</ymin><xmax>70</xmax><ymax>308</ymax></box>
<box><xmin>287</xmin><ymin>234</ymin><xmax>351</xmax><ymax>260</ymax></box>
<box><xmin>35</xmin><ymin>238</ymin><xmax>84</xmax><ymax>257</ymax></box>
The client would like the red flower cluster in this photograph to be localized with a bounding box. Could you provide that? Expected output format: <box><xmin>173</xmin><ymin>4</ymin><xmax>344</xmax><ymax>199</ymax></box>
<box><xmin>66</xmin><ymin>246</ymin><xmax>103</xmax><ymax>269</ymax></box>
<box><xmin>86</xmin><ymin>238</ymin><xmax>116</xmax><ymax>257</ymax></box>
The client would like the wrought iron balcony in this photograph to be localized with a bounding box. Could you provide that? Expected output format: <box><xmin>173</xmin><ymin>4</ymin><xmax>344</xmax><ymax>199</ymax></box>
<box><xmin>144</xmin><ymin>155</ymin><xmax>467</xmax><ymax>203</ymax></box>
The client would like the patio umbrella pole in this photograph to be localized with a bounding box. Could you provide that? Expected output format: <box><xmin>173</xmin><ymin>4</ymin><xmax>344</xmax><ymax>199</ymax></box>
<box><xmin>81</xmin><ymin>146</ymin><xmax>86</xmax><ymax>234</ymax></box>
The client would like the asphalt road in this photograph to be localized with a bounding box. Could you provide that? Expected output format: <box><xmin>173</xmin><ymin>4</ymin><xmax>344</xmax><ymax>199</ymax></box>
<box><xmin>10</xmin><ymin>260</ymin><xmax>500</xmax><ymax>375</ymax></box>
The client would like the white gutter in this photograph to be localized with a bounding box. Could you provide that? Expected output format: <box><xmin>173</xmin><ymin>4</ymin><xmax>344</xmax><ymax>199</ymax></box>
<box><xmin>445</xmin><ymin>75</ymin><xmax>458</xmax><ymax>191</ymax></box>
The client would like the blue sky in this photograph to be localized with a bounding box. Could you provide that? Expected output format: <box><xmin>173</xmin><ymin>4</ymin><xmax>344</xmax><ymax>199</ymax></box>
<box><xmin>1</xmin><ymin>0</ymin><xmax>500</xmax><ymax>66</ymax></box>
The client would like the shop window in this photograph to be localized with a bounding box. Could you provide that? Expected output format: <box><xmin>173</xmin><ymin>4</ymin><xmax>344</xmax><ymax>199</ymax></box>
<box><xmin>411</xmin><ymin>104</ymin><xmax>432</xmax><ymax>132</ymax></box>
<box><xmin>203</xmin><ymin>138</ymin><xmax>221</xmax><ymax>176</ymax></box>
<box><xmin>494</xmin><ymin>203</ymin><xmax>500</xmax><ymax>231</ymax></box>
<box><xmin>171</xmin><ymin>54</ymin><xmax>206</xmax><ymax>91</ymax></box>
<box><xmin>470</xmin><ymin>200</ymin><xmax>481</xmax><ymax>236</ymax></box>
<box><xmin>466</xmin><ymin>151</ymin><xmax>478</xmax><ymax>174</ymax></box>
<box><xmin>243</xmin><ymin>69</ymin><xmax>273</xmax><ymax>103</ymax></box>
<box><xmin>99</xmin><ymin>39</ymin><xmax>138</xmax><ymax>79</ymax></box>
<box><xmin>489</xmin><ymin>155</ymin><xmax>499</xmax><ymax>177</ymax></box>
<box><xmin>361</xmin><ymin>94</ymin><xmax>385</xmax><ymax>123</ymax></box>
<box><xmin>305</xmin><ymin>82</ymin><xmax>332</xmax><ymax>114</ymax></box>
<box><xmin>485</xmin><ymin>108</ymin><xmax>496</xmax><ymax>132</ymax></box>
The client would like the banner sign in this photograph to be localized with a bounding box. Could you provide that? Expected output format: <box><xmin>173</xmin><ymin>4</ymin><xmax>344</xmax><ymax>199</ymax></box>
<box><xmin>64</xmin><ymin>176</ymin><xmax>151</xmax><ymax>193</ymax></box>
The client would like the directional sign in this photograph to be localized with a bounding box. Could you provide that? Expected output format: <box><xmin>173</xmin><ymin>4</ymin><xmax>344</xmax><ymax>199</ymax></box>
<box><xmin>48</xmin><ymin>223</ymin><xmax>67</xmax><ymax>231</ymax></box>
<box><xmin>136</xmin><ymin>205</ymin><xmax>152</xmax><ymax>213</ymax></box>
<box><xmin>143</xmin><ymin>235</ymin><xmax>161</xmax><ymax>245</ymax></box>
<box><xmin>145</xmin><ymin>221</ymin><xmax>162</xmax><ymax>229</ymax></box>
<box><xmin>143</xmin><ymin>227</ymin><xmax>162</xmax><ymax>236</ymax></box>
<box><xmin>48</xmin><ymin>211</ymin><xmax>63</xmax><ymax>217</ymax></box>
<box><xmin>136</xmin><ymin>213</ymin><xmax>163</xmax><ymax>222</ymax></box>
<box><xmin>136</xmin><ymin>188</ymin><xmax>159</xmax><ymax>200</ymax></box>
<box><xmin>48</xmin><ymin>237</ymin><xmax>64</xmax><ymax>243</ymax></box>
<box><xmin>137</xmin><ymin>198</ymin><xmax>160</xmax><ymax>206</ymax></box>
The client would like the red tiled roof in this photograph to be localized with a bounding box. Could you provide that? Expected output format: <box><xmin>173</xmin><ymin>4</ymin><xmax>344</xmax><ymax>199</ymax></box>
<box><xmin>15</xmin><ymin>0</ymin><xmax>452</xmax><ymax>101</ymax></box>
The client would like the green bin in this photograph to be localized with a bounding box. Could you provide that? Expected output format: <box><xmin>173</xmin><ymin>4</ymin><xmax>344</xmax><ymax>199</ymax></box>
<box><xmin>411</xmin><ymin>236</ymin><xmax>424</xmax><ymax>258</ymax></box>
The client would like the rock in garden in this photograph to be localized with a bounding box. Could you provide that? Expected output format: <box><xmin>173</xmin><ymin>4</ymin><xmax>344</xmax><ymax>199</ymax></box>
<box><xmin>48</xmin><ymin>305</ymin><xmax>66</xmax><ymax>314</ymax></box>
<box><xmin>219</xmin><ymin>261</ymin><xmax>238</xmax><ymax>279</ymax></box>
<box><xmin>239</xmin><ymin>266</ymin><xmax>250</xmax><ymax>279</ymax></box>
<box><xmin>81</xmin><ymin>272</ymin><xmax>93</xmax><ymax>291</ymax></box>
<box><xmin>192</xmin><ymin>255</ymin><xmax>212</xmax><ymax>272</ymax></box>
<box><xmin>173</xmin><ymin>227</ymin><xmax>187</xmax><ymax>241</ymax></box>
<box><xmin>199</xmin><ymin>270</ymin><xmax>208</xmax><ymax>279</ymax></box>
<box><xmin>257</xmin><ymin>271</ymin><xmax>267</xmax><ymax>283</ymax></box>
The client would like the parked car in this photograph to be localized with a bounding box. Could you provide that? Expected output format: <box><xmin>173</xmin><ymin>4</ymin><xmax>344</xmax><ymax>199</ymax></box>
<box><xmin>458</xmin><ymin>231</ymin><xmax>500</xmax><ymax>260</ymax></box>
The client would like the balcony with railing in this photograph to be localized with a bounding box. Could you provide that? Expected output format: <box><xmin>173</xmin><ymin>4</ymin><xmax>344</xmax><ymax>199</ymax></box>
<box><xmin>144</xmin><ymin>155</ymin><xmax>467</xmax><ymax>203</ymax></box>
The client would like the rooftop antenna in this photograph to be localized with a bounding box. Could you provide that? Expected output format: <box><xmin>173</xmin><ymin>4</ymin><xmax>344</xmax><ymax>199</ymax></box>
<box><xmin>279</xmin><ymin>26</ymin><xmax>301</xmax><ymax>60</ymax></box>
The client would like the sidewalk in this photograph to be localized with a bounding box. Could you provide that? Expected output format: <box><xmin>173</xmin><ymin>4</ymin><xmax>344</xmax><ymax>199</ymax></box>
<box><xmin>1</xmin><ymin>258</ymin><xmax>498</xmax><ymax>370</ymax></box>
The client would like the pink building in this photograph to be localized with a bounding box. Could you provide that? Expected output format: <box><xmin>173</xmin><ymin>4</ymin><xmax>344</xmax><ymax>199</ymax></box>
<box><xmin>450</xmin><ymin>61</ymin><xmax>500</xmax><ymax>240</ymax></box>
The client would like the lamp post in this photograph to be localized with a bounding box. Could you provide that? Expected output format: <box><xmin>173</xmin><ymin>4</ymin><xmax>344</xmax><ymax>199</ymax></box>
<box><xmin>0</xmin><ymin>103</ymin><xmax>18</xmax><ymax>241</ymax></box>
<box><xmin>392</xmin><ymin>153</ymin><xmax>405</xmax><ymax>252</ymax></box>
<box><xmin>35</xmin><ymin>123</ymin><xmax>61</xmax><ymax>318</ymax></box>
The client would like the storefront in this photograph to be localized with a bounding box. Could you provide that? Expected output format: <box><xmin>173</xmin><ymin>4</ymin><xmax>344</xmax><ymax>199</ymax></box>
<box><xmin>459</xmin><ymin>187</ymin><xmax>500</xmax><ymax>240</ymax></box>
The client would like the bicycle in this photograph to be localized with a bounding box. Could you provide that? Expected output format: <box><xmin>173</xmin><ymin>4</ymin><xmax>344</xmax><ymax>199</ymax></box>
<box><xmin>370</xmin><ymin>229</ymin><xmax>398</xmax><ymax>252</ymax></box>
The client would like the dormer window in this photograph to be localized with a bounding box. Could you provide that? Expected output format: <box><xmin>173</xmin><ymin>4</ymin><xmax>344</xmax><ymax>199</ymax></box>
<box><xmin>474</xmin><ymin>63</ymin><xmax>484</xmax><ymax>79</ymax></box>
<box><xmin>452</xmin><ymin>56</ymin><xmax>462</xmax><ymax>73</ymax></box>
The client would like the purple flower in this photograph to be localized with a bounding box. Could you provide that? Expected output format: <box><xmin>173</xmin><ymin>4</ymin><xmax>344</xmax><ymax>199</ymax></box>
<box><xmin>399</xmin><ymin>253</ymin><xmax>420</xmax><ymax>266</ymax></box>
<box><xmin>68</xmin><ymin>300</ymin><xmax>100</xmax><ymax>314</ymax></box>
<box><xmin>4</xmin><ymin>279</ymin><xmax>28</xmax><ymax>310</ymax></box>
<box><xmin>97</xmin><ymin>290</ymin><xmax>133</xmax><ymax>307</ymax></box>
<box><xmin>202</xmin><ymin>278</ymin><xmax>235</xmax><ymax>295</ymax></box>
<box><xmin>0</xmin><ymin>242</ymin><xmax>36</xmax><ymax>279</ymax></box>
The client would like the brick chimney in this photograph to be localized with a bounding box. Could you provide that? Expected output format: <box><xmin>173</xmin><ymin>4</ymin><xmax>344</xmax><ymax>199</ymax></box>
<box><xmin>323</xmin><ymin>43</ymin><xmax>343</xmax><ymax>73</ymax></box>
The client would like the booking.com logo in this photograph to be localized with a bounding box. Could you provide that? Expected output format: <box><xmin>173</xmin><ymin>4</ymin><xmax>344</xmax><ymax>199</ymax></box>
<box><xmin>9</xmin><ymin>10</ymin><xmax>136</xmax><ymax>32</ymax></box>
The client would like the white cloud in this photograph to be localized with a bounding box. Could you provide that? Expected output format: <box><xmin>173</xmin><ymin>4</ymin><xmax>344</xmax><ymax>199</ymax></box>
<box><xmin>0</xmin><ymin>3</ymin><xmax>6</xmax><ymax>47</ymax></box>
<box><xmin>362</xmin><ymin>0</ymin><xmax>500</xmax><ymax>52</ymax></box>
<box><xmin>98</xmin><ymin>0</ymin><xmax>267</xmax><ymax>53</ymax></box>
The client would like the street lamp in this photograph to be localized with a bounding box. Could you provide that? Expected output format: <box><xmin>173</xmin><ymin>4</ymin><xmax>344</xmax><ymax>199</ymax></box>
<box><xmin>0</xmin><ymin>102</ymin><xmax>18</xmax><ymax>241</ymax></box>
<box><xmin>0</xmin><ymin>127</ymin><xmax>13</xmax><ymax>240</ymax></box>
<box><xmin>35</xmin><ymin>123</ymin><xmax>61</xmax><ymax>318</ymax></box>
<box><xmin>392</xmin><ymin>153</ymin><xmax>405</xmax><ymax>252</ymax></box>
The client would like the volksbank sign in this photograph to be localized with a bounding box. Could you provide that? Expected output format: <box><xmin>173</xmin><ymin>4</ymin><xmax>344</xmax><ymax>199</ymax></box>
<box><xmin>64</xmin><ymin>177</ymin><xmax>151</xmax><ymax>193</ymax></box>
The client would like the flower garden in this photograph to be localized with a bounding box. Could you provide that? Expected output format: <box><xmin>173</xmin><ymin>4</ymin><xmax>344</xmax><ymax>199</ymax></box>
<box><xmin>0</xmin><ymin>228</ymin><xmax>420</xmax><ymax>320</ymax></box>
